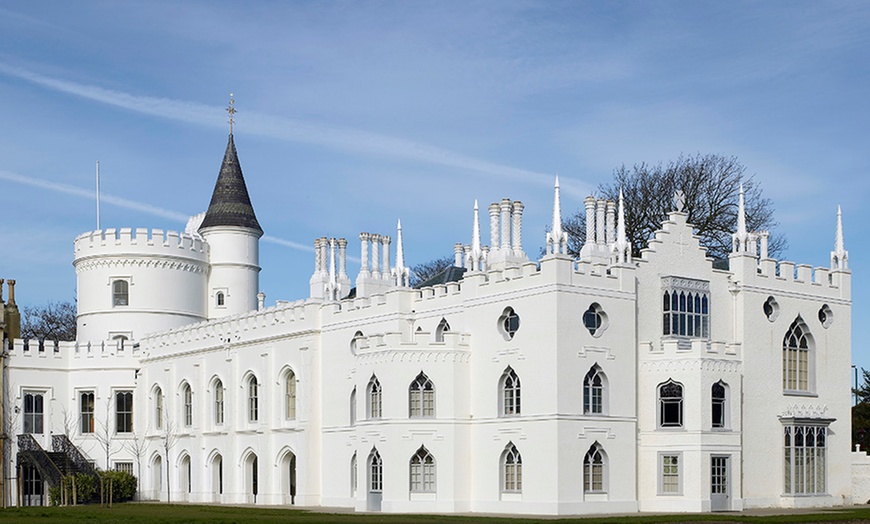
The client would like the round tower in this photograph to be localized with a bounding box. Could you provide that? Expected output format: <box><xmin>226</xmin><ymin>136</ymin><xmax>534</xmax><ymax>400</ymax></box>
<box><xmin>73</xmin><ymin>228</ymin><xmax>209</xmax><ymax>342</ymax></box>
<box><xmin>198</xmin><ymin>133</ymin><xmax>263</xmax><ymax>319</ymax></box>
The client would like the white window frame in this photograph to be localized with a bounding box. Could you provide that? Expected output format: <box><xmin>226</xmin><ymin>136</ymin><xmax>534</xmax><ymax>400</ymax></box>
<box><xmin>662</xmin><ymin>276</ymin><xmax>710</xmax><ymax>339</ymax></box>
<box><xmin>285</xmin><ymin>370</ymin><xmax>297</xmax><ymax>420</ymax></box>
<box><xmin>500</xmin><ymin>367</ymin><xmax>521</xmax><ymax>416</ymax></box>
<box><xmin>182</xmin><ymin>383</ymin><xmax>193</xmax><ymax>427</ymax></box>
<box><xmin>658</xmin><ymin>452</ymin><xmax>682</xmax><ymax>495</ymax></box>
<box><xmin>115</xmin><ymin>389</ymin><xmax>134</xmax><ymax>434</ymax></box>
<box><xmin>583</xmin><ymin>443</ymin><xmax>606</xmax><ymax>493</ymax></box>
<box><xmin>501</xmin><ymin>442</ymin><xmax>522</xmax><ymax>493</ymax></box>
<box><xmin>782</xmin><ymin>421</ymin><xmax>829</xmax><ymax>495</ymax></box>
<box><xmin>111</xmin><ymin>277</ymin><xmax>131</xmax><ymax>307</ymax></box>
<box><xmin>583</xmin><ymin>365</ymin><xmax>606</xmax><ymax>415</ymax></box>
<box><xmin>409</xmin><ymin>372</ymin><xmax>435</xmax><ymax>418</ymax></box>
<box><xmin>22</xmin><ymin>390</ymin><xmax>45</xmax><ymax>435</ymax></box>
<box><xmin>783</xmin><ymin>317</ymin><xmax>813</xmax><ymax>393</ymax></box>
<box><xmin>247</xmin><ymin>375</ymin><xmax>259</xmax><ymax>423</ymax></box>
<box><xmin>213</xmin><ymin>379</ymin><xmax>225</xmax><ymax>426</ymax></box>
<box><xmin>79</xmin><ymin>390</ymin><xmax>95</xmax><ymax>434</ymax></box>
<box><xmin>409</xmin><ymin>446</ymin><xmax>436</xmax><ymax>493</ymax></box>
<box><xmin>368</xmin><ymin>376</ymin><xmax>382</xmax><ymax>419</ymax></box>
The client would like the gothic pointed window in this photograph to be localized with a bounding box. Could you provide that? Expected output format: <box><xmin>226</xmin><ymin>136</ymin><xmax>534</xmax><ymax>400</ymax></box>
<box><xmin>368</xmin><ymin>376</ymin><xmax>382</xmax><ymax>419</ymax></box>
<box><xmin>583</xmin><ymin>366</ymin><xmax>606</xmax><ymax>415</ymax></box>
<box><xmin>783</xmin><ymin>317</ymin><xmax>813</xmax><ymax>392</ymax></box>
<box><xmin>247</xmin><ymin>375</ymin><xmax>259</xmax><ymax>422</ymax></box>
<box><xmin>285</xmin><ymin>370</ymin><xmax>297</xmax><ymax>420</ymax></box>
<box><xmin>115</xmin><ymin>390</ymin><xmax>133</xmax><ymax>433</ymax></box>
<box><xmin>409</xmin><ymin>372</ymin><xmax>435</xmax><ymax>418</ymax></box>
<box><xmin>435</xmin><ymin>318</ymin><xmax>450</xmax><ymax>343</ymax></box>
<box><xmin>154</xmin><ymin>386</ymin><xmax>164</xmax><ymax>429</ymax></box>
<box><xmin>500</xmin><ymin>367</ymin><xmax>521</xmax><ymax>416</ymax></box>
<box><xmin>711</xmin><ymin>381</ymin><xmax>727</xmax><ymax>429</ymax></box>
<box><xmin>501</xmin><ymin>443</ymin><xmax>522</xmax><ymax>492</ymax></box>
<box><xmin>214</xmin><ymin>379</ymin><xmax>225</xmax><ymax>425</ymax></box>
<box><xmin>369</xmin><ymin>449</ymin><xmax>383</xmax><ymax>492</ymax></box>
<box><xmin>409</xmin><ymin>446</ymin><xmax>436</xmax><ymax>492</ymax></box>
<box><xmin>182</xmin><ymin>383</ymin><xmax>193</xmax><ymax>427</ymax></box>
<box><xmin>583</xmin><ymin>443</ymin><xmax>606</xmax><ymax>493</ymax></box>
<box><xmin>23</xmin><ymin>392</ymin><xmax>44</xmax><ymax>434</ymax></box>
<box><xmin>658</xmin><ymin>380</ymin><xmax>683</xmax><ymax>428</ymax></box>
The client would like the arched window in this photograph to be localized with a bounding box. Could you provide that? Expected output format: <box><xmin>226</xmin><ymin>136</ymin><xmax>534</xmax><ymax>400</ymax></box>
<box><xmin>435</xmin><ymin>318</ymin><xmax>450</xmax><ymax>343</ymax></box>
<box><xmin>216</xmin><ymin>291</ymin><xmax>225</xmax><ymax>307</ymax></box>
<box><xmin>501</xmin><ymin>443</ymin><xmax>522</xmax><ymax>492</ymax></box>
<box><xmin>285</xmin><ymin>370</ymin><xmax>297</xmax><ymax>420</ymax></box>
<box><xmin>350</xmin><ymin>387</ymin><xmax>357</xmax><ymax>425</ymax></box>
<box><xmin>712</xmin><ymin>381</ymin><xmax>727</xmax><ymax>429</ymax></box>
<box><xmin>350</xmin><ymin>331</ymin><xmax>364</xmax><ymax>353</ymax></box>
<box><xmin>783</xmin><ymin>317</ymin><xmax>812</xmax><ymax>392</ymax></box>
<box><xmin>583</xmin><ymin>443</ymin><xmax>606</xmax><ymax>493</ymax></box>
<box><xmin>409</xmin><ymin>372</ymin><xmax>435</xmax><ymax>418</ymax></box>
<box><xmin>247</xmin><ymin>375</ymin><xmax>259</xmax><ymax>422</ymax></box>
<box><xmin>583</xmin><ymin>366</ymin><xmax>606</xmax><ymax>415</ymax></box>
<box><xmin>182</xmin><ymin>383</ymin><xmax>193</xmax><ymax>427</ymax></box>
<box><xmin>409</xmin><ymin>446</ymin><xmax>436</xmax><ymax>492</ymax></box>
<box><xmin>500</xmin><ymin>367</ymin><xmax>521</xmax><ymax>416</ymax></box>
<box><xmin>214</xmin><ymin>379</ymin><xmax>224</xmax><ymax>425</ymax></box>
<box><xmin>350</xmin><ymin>452</ymin><xmax>358</xmax><ymax>496</ymax></box>
<box><xmin>369</xmin><ymin>449</ymin><xmax>383</xmax><ymax>492</ymax></box>
<box><xmin>368</xmin><ymin>376</ymin><xmax>382</xmax><ymax>419</ymax></box>
<box><xmin>498</xmin><ymin>307</ymin><xmax>520</xmax><ymax>340</ymax></box>
<box><xmin>658</xmin><ymin>380</ymin><xmax>683</xmax><ymax>428</ymax></box>
<box><xmin>113</xmin><ymin>279</ymin><xmax>129</xmax><ymax>307</ymax></box>
<box><xmin>154</xmin><ymin>386</ymin><xmax>164</xmax><ymax>429</ymax></box>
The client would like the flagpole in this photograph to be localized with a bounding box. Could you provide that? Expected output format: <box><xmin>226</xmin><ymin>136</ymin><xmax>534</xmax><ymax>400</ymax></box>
<box><xmin>96</xmin><ymin>160</ymin><xmax>101</xmax><ymax>230</ymax></box>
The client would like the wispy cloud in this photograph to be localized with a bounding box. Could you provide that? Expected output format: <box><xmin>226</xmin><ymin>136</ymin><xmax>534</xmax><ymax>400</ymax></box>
<box><xmin>0</xmin><ymin>170</ymin><xmax>313</xmax><ymax>253</ymax></box>
<box><xmin>0</xmin><ymin>64</ymin><xmax>583</xmax><ymax>194</ymax></box>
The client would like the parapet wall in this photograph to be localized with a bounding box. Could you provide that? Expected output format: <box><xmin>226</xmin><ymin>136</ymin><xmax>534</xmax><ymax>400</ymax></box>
<box><xmin>74</xmin><ymin>228</ymin><xmax>209</xmax><ymax>264</ymax></box>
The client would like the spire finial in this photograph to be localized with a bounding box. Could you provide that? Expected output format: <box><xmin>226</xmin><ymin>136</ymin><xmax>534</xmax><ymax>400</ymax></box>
<box><xmin>393</xmin><ymin>219</ymin><xmax>409</xmax><ymax>286</ymax></box>
<box><xmin>472</xmin><ymin>199</ymin><xmax>481</xmax><ymax>256</ymax></box>
<box><xmin>546</xmin><ymin>176</ymin><xmax>567</xmax><ymax>254</ymax></box>
<box><xmin>832</xmin><ymin>204</ymin><xmax>848</xmax><ymax>270</ymax></box>
<box><xmin>736</xmin><ymin>183</ymin><xmax>747</xmax><ymax>241</ymax></box>
<box><xmin>227</xmin><ymin>93</ymin><xmax>236</xmax><ymax>134</ymax></box>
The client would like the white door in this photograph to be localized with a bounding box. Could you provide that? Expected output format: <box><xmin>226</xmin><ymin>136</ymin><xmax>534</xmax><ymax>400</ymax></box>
<box><xmin>711</xmin><ymin>455</ymin><xmax>730</xmax><ymax>511</ymax></box>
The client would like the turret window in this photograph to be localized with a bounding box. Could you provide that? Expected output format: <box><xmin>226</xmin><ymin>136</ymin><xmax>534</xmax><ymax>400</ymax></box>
<box><xmin>112</xmin><ymin>279</ymin><xmax>129</xmax><ymax>307</ymax></box>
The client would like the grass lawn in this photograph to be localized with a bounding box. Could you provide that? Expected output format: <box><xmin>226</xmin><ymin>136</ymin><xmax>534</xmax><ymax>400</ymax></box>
<box><xmin>2</xmin><ymin>504</ymin><xmax>870</xmax><ymax>524</ymax></box>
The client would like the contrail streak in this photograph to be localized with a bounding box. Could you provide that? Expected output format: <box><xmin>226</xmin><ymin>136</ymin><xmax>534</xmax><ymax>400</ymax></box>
<box><xmin>0</xmin><ymin>63</ymin><xmax>588</xmax><ymax>193</ymax></box>
<box><xmin>0</xmin><ymin>170</ymin><xmax>313</xmax><ymax>253</ymax></box>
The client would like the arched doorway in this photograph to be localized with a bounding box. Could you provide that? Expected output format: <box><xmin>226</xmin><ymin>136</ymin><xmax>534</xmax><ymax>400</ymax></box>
<box><xmin>152</xmin><ymin>455</ymin><xmax>163</xmax><ymax>500</ymax></box>
<box><xmin>244</xmin><ymin>452</ymin><xmax>258</xmax><ymax>504</ymax></box>
<box><xmin>281</xmin><ymin>450</ymin><xmax>297</xmax><ymax>505</ymax></box>
<box><xmin>211</xmin><ymin>453</ymin><xmax>223</xmax><ymax>503</ymax></box>
<box><xmin>367</xmin><ymin>448</ymin><xmax>382</xmax><ymax>511</ymax></box>
<box><xmin>179</xmin><ymin>454</ymin><xmax>191</xmax><ymax>502</ymax></box>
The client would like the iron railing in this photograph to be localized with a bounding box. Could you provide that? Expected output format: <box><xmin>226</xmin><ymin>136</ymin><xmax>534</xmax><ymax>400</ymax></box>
<box><xmin>17</xmin><ymin>434</ymin><xmax>62</xmax><ymax>487</ymax></box>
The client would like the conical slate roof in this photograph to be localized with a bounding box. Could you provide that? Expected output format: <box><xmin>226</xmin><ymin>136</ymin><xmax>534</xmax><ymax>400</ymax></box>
<box><xmin>199</xmin><ymin>134</ymin><xmax>263</xmax><ymax>235</ymax></box>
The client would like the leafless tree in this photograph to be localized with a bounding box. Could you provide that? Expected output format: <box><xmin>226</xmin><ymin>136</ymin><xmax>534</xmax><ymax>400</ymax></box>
<box><xmin>161</xmin><ymin>412</ymin><xmax>180</xmax><ymax>503</ymax></box>
<box><xmin>92</xmin><ymin>396</ymin><xmax>116</xmax><ymax>469</ymax></box>
<box><xmin>122</xmin><ymin>430</ymin><xmax>149</xmax><ymax>501</ymax></box>
<box><xmin>563</xmin><ymin>154</ymin><xmax>785</xmax><ymax>262</ymax></box>
<box><xmin>410</xmin><ymin>257</ymin><xmax>455</xmax><ymax>287</ymax></box>
<box><xmin>20</xmin><ymin>301</ymin><xmax>76</xmax><ymax>343</ymax></box>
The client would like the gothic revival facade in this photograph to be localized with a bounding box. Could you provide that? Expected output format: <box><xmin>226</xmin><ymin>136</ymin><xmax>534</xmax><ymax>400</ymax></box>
<box><xmin>5</xmin><ymin>132</ymin><xmax>853</xmax><ymax>514</ymax></box>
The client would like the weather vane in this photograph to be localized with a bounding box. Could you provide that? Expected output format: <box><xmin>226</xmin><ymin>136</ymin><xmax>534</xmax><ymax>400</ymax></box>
<box><xmin>227</xmin><ymin>93</ymin><xmax>236</xmax><ymax>134</ymax></box>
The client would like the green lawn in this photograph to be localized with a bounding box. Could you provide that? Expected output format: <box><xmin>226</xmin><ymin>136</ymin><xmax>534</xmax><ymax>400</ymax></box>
<box><xmin>2</xmin><ymin>504</ymin><xmax>870</xmax><ymax>524</ymax></box>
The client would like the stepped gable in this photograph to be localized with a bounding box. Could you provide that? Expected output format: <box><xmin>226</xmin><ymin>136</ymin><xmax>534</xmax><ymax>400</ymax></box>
<box><xmin>199</xmin><ymin>133</ymin><xmax>263</xmax><ymax>235</ymax></box>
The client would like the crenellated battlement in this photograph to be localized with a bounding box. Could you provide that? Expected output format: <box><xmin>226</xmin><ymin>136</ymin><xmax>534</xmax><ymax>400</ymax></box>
<box><xmin>8</xmin><ymin>337</ymin><xmax>141</xmax><ymax>360</ymax></box>
<box><xmin>744</xmin><ymin>258</ymin><xmax>849</xmax><ymax>298</ymax></box>
<box><xmin>139</xmin><ymin>298</ymin><xmax>315</xmax><ymax>354</ymax></box>
<box><xmin>73</xmin><ymin>228</ymin><xmax>209</xmax><ymax>263</ymax></box>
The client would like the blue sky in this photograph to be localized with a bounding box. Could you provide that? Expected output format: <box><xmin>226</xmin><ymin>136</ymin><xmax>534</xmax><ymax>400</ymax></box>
<box><xmin>1</xmin><ymin>2</ymin><xmax>868</xmax><ymax>369</ymax></box>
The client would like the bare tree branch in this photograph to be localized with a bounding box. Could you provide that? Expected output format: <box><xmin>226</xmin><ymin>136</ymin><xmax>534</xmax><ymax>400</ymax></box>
<box><xmin>564</xmin><ymin>154</ymin><xmax>786</xmax><ymax>261</ymax></box>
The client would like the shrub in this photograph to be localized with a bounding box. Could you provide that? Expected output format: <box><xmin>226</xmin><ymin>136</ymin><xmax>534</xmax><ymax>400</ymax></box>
<box><xmin>99</xmin><ymin>470</ymin><xmax>137</xmax><ymax>503</ymax></box>
<box><xmin>49</xmin><ymin>473</ymin><xmax>96</xmax><ymax>505</ymax></box>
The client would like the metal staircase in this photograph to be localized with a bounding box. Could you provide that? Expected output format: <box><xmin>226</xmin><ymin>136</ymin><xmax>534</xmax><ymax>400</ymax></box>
<box><xmin>17</xmin><ymin>434</ymin><xmax>100</xmax><ymax>498</ymax></box>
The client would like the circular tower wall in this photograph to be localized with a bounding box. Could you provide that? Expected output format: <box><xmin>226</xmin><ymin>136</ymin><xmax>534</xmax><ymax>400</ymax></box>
<box><xmin>73</xmin><ymin>228</ymin><xmax>209</xmax><ymax>342</ymax></box>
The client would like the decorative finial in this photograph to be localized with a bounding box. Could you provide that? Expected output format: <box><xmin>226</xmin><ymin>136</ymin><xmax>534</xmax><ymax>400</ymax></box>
<box><xmin>673</xmin><ymin>190</ymin><xmax>686</xmax><ymax>213</ymax></box>
<box><xmin>832</xmin><ymin>204</ymin><xmax>848</xmax><ymax>270</ymax></box>
<box><xmin>227</xmin><ymin>93</ymin><xmax>236</xmax><ymax>134</ymax></box>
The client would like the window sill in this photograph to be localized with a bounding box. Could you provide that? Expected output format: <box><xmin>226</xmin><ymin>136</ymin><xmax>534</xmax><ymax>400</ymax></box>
<box><xmin>410</xmin><ymin>491</ymin><xmax>436</xmax><ymax>501</ymax></box>
<box><xmin>783</xmin><ymin>391</ymin><xmax>818</xmax><ymax>398</ymax></box>
<box><xmin>500</xmin><ymin>491</ymin><xmax>522</xmax><ymax>502</ymax></box>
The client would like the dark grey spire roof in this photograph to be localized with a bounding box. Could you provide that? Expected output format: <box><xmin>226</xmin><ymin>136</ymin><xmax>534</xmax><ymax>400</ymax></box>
<box><xmin>199</xmin><ymin>134</ymin><xmax>263</xmax><ymax>235</ymax></box>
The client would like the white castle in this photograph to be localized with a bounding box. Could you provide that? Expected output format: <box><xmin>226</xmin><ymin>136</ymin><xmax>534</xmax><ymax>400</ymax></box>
<box><xmin>1</xmin><ymin>130</ymin><xmax>860</xmax><ymax>514</ymax></box>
